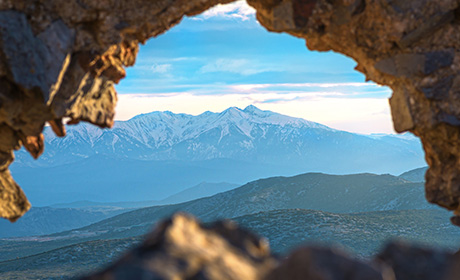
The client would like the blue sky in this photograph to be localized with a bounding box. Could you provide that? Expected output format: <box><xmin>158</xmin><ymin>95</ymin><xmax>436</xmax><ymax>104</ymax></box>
<box><xmin>115</xmin><ymin>1</ymin><xmax>394</xmax><ymax>134</ymax></box>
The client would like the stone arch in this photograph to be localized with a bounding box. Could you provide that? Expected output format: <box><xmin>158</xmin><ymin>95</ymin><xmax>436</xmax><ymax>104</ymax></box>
<box><xmin>0</xmin><ymin>0</ymin><xmax>459</xmax><ymax>224</ymax></box>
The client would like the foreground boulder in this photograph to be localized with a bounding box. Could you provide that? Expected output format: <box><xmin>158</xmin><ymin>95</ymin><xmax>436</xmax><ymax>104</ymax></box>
<box><xmin>83</xmin><ymin>214</ymin><xmax>460</xmax><ymax>280</ymax></box>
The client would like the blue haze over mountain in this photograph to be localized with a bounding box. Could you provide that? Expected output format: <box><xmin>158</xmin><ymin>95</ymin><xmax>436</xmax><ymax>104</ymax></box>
<box><xmin>11</xmin><ymin>106</ymin><xmax>425</xmax><ymax>205</ymax></box>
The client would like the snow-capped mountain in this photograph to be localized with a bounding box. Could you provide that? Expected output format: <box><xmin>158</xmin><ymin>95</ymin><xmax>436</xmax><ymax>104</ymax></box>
<box><xmin>114</xmin><ymin>105</ymin><xmax>328</xmax><ymax>148</ymax></box>
<box><xmin>16</xmin><ymin>105</ymin><xmax>425</xmax><ymax>175</ymax></box>
<box><xmin>39</xmin><ymin>105</ymin><xmax>331</xmax><ymax>161</ymax></box>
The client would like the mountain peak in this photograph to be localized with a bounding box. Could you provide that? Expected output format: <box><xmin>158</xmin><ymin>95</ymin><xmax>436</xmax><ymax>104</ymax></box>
<box><xmin>223</xmin><ymin>106</ymin><xmax>241</xmax><ymax>113</ymax></box>
<box><xmin>243</xmin><ymin>105</ymin><xmax>260</xmax><ymax>112</ymax></box>
<box><xmin>219</xmin><ymin>106</ymin><xmax>245</xmax><ymax>118</ymax></box>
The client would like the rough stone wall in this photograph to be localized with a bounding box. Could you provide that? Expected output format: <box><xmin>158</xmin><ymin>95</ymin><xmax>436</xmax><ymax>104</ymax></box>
<box><xmin>1</xmin><ymin>0</ymin><xmax>460</xmax><ymax>227</ymax></box>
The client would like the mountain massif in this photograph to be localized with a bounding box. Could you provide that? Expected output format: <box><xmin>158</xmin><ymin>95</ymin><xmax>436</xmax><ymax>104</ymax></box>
<box><xmin>0</xmin><ymin>106</ymin><xmax>434</xmax><ymax>279</ymax></box>
<box><xmin>11</xmin><ymin>106</ymin><xmax>426</xmax><ymax>205</ymax></box>
<box><xmin>16</xmin><ymin>105</ymin><xmax>424</xmax><ymax>174</ymax></box>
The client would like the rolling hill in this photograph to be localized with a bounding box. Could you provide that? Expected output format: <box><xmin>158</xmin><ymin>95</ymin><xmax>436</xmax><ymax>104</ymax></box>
<box><xmin>399</xmin><ymin>166</ymin><xmax>428</xmax><ymax>182</ymax></box>
<box><xmin>234</xmin><ymin>209</ymin><xmax>460</xmax><ymax>256</ymax></box>
<box><xmin>0</xmin><ymin>172</ymin><xmax>439</xmax><ymax>262</ymax></box>
<box><xmin>0</xmin><ymin>207</ymin><xmax>130</xmax><ymax>238</ymax></box>
<box><xmin>0</xmin><ymin>237</ymin><xmax>141</xmax><ymax>279</ymax></box>
<box><xmin>59</xmin><ymin>172</ymin><xmax>434</xmax><ymax>241</ymax></box>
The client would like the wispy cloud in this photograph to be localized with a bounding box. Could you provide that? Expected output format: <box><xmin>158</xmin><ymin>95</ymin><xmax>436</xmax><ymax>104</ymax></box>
<box><xmin>117</xmin><ymin>81</ymin><xmax>391</xmax><ymax>99</ymax></box>
<box><xmin>199</xmin><ymin>59</ymin><xmax>280</xmax><ymax>76</ymax></box>
<box><xmin>151</xmin><ymin>63</ymin><xmax>172</xmax><ymax>74</ymax></box>
<box><xmin>197</xmin><ymin>1</ymin><xmax>256</xmax><ymax>21</ymax></box>
<box><xmin>230</xmin><ymin>82</ymin><xmax>381</xmax><ymax>91</ymax></box>
<box><xmin>228</xmin><ymin>82</ymin><xmax>391</xmax><ymax>98</ymax></box>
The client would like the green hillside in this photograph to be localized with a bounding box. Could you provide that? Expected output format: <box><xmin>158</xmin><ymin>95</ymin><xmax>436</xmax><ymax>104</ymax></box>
<box><xmin>234</xmin><ymin>209</ymin><xmax>460</xmax><ymax>257</ymax></box>
<box><xmin>50</xmin><ymin>172</ymin><xmax>432</xmax><ymax>241</ymax></box>
<box><xmin>1</xmin><ymin>209</ymin><xmax>459</xmax><ymax>279</ymax></box>
<box><xmin>0</xmin><ymin>172</ymin><xmax>439</xmax><ymax>262</ymax></box>
<box><xmin>0</xmin><ymin>237</ymin><xmax>141</xmax><ymax>279</ymax></box>
<box><xmin>399</xmin><ymin>166</ymin><xmax>428</xmax><ymax>182</ymax></box>
<box><xmin>0</xmin><ymin>207</ymin><xmax>130</xmax><ymax>238</ymax></box>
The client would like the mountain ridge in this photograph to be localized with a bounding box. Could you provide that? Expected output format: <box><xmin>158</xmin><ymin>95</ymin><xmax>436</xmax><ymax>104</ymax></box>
<box><xmin>14</xmin><ymin>105</ymin><xmax>425</xmax><ymax>176</ymax></box>
<box><xmin>11</xmin><ymin>106</ymin><xmax>426</xmax><ymax>205</ymax></box>
<box><xmin>43</xmin><ymin>172</ymin><xmax>435</xmax><ymax>242</ymax></box>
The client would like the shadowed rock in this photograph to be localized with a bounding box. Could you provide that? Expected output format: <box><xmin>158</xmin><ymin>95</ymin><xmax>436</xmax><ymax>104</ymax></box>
<box><xmin>376</xmin><ymin>242</ymin><xmax>455</xmax><ymax>280</ymax></box>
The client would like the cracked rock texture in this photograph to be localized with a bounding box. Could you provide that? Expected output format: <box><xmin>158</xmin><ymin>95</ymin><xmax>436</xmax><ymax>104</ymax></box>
<box><xmin>83</xmin><ymin>214</ymin><xmax>460</xmax><ymax>280</ymax></box>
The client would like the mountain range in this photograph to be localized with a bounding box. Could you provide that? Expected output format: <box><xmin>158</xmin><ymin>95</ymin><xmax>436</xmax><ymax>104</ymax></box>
<box><xmin>15</xmin><ymin>105</ymin><xmax>424</xmax><ymax>174</ymax></box>
<box><xmin>49</xmin><ymin>182</ymin><xmax>239</xmax><ymax>209</ymax></box>
<box><xmin>0</xmin><ymin>106</ymin><xmax>435</xmax><ymax>279</ymax></box>
<box><xmin>10</xmin><ymin>105</ymin><xmax>426</xmax><ymax>205</ymax></box>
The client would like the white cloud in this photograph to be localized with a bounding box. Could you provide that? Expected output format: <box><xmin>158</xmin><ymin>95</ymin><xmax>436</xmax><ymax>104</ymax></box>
<box><xmin>200</xmin><ymin>59</ymin><xmax>278</xmax><ymax>76</ymax></box>
<box><xmin>199</xmin><ymin>1</ymin><xmax>256</xmax><ymax>21</ymax></box>
<box><xmin>230</xmin><ymin>82</ymin><xmax>384</xmax><ymax>93</ymax></box>
<box><xmin>151</xmin><ymin>63</ymin><xmax>172</xmax><ymax>74</ymax></box>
